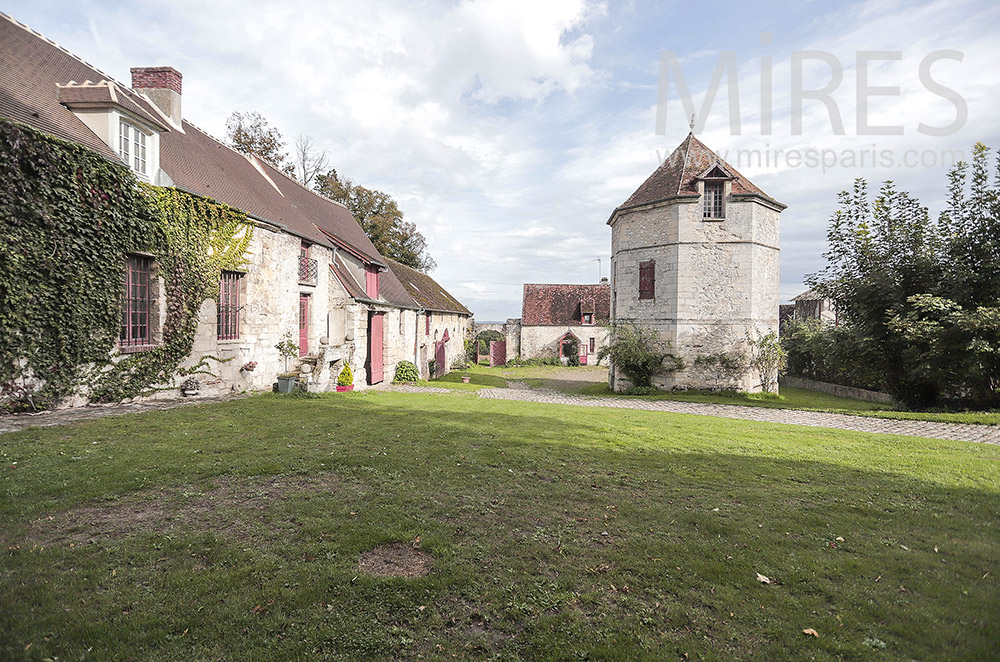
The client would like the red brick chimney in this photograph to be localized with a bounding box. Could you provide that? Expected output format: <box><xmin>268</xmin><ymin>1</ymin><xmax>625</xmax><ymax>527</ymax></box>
<box><xmin>131</xmin><ymin>66</ymin><xmax>182</xmax><ymax>125</ymax></box>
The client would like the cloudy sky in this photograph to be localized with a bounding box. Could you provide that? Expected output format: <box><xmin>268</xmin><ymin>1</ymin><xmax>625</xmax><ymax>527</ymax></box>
<box><xmin>8</xmin><ymin>0</ymin><xmax>999</xmax><ymax>320</ymax></box>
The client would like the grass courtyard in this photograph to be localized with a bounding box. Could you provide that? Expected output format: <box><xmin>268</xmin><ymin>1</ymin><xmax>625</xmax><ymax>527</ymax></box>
<box><xmin>1</xmin><ymin>390</ymin><xmax>998</xmax><ymax>660</ymax></box>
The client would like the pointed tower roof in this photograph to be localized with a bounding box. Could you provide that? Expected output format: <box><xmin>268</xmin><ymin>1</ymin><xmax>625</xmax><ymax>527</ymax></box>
<box><xmin>610</xmin><ymin>134</ymin><xmax>784</xmax><ymax>222</ymax></box>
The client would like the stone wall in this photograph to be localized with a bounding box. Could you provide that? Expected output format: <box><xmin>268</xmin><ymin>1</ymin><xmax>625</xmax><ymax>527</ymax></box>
<box><xmin>519</xmin><ymin>325</ymin><xmax>609</xmax><ymax>364</ymax></box>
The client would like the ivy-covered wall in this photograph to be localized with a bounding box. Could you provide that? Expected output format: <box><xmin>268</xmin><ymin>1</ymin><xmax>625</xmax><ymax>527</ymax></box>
<box><xmin>0</xmin><ymin>119</ymin><xmax>252</xmax><ymax>413</ymax></box>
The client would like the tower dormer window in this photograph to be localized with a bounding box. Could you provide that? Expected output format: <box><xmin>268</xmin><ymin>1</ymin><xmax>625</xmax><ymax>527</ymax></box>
<box><xmin>703</xmin><ymin>180</ymin><xmax>725</xmax><ymax>219</ymax></box>
<box><xmin>119</xmin><ymin>119</ymin><xmax>148</xmax><ymax>176</ymax></box>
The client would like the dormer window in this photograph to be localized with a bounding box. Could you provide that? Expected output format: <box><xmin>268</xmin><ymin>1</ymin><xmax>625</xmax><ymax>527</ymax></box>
<box><xmin>119</xmin><ymin>119</ymin><xmax>148</xmax><ymax>176</ymax></box>
<box><xmin>703</xmin><ymin>180</ymin><xmax>725</xmax><ymax>219</ymax></box>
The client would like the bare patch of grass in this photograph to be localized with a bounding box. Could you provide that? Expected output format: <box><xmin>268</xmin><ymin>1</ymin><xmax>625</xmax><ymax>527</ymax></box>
<box><xmin>358</xmin><ymin>542</ymin><xmax>433</xmax><ymax>577</ymax></box>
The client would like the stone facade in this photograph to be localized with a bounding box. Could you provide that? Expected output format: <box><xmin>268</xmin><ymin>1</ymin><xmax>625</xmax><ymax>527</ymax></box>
<box><xmin>0</xmin><ymin>17</ymin><xmax>473</xmax><ymax>407</ymax></box>
<box><xmin>608</xmin><ymin>134</ymin><xmax>786</xmax><ymax>392</ymax></box>
<box><xmin>519</xmin><ymin>324</ymin><xmax>609</xmax><ymax>364</ymax></box>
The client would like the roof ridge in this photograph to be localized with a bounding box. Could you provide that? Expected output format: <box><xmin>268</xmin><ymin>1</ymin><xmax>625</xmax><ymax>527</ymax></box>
<box><xmin>1</xmin><ymin>12</ymin><xmax>137</xmax><ymax>98</ymax></box>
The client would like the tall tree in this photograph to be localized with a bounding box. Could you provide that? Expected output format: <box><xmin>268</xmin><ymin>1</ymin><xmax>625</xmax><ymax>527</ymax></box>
<box><xmin>315</xmin><ymin>169</ymin><xmax>436</xmax><ymax>271</ymax></box>
<box><xmin>294</xmin><ymin>134</ymin><xmax>329</xmax><ymax>187</ymax></box>
<box><xmin>225</xmin><ymin>111</ymin><xmax>295</xmax><ymax>177</ymax></box>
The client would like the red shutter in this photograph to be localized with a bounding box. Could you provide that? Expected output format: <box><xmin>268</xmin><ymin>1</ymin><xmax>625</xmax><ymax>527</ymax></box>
<box><xmin>365</xmin><ymin>266</ymin><xmax>379</xmax><ymax>298</ymax></box>
<box><xmin>639</xmin><ymin>259</ymin><xmax>655</xmax><ymax>300</ymax></box>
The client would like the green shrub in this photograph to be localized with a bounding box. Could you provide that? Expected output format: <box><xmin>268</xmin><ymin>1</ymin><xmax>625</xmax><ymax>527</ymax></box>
<box><xmin>598</xmin><ymin>322</ymin><xmax>683</xmax><ymax>387</ymax></box>
<box><xmin>337</xmin><ymin>363</ymin><xmax>354</xmax><ymax>386</ymax></box>
<box><xmin>623</xmin><ymin>385</ymin><xmax>661</xmax><ymax>395</ymax></box>
<box><xmin>393</xmin><ymin>360</ymin><xmax>419</xmax><ymax>383</ymax></box>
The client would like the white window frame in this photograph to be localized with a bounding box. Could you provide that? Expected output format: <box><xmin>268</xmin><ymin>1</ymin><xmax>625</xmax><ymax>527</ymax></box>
<box><xmin>118</xmin><ymin>119</ymin><xmax>149</xmax><ymax>178</ymax></box>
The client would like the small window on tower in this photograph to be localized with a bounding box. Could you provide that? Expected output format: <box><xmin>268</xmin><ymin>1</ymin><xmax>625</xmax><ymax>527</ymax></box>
<box><xmin>703</xmin><ymin>180</ymin><xmax>725</xmax><ymax>219</ymax></box>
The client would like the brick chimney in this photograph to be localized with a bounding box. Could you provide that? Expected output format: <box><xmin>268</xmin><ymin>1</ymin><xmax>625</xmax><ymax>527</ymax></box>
<box><xmin>131</xmin><ymin>66</ymin><xmax>182</xmax><ymax>126</ymax></box>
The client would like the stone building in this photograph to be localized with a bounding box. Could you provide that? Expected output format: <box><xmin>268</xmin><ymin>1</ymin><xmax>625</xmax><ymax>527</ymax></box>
<box><xmin>481</xmin><ymin>283</ymin><xmax>610</xmax><ymax>365</ymax></box>
<box><xmin>0</xmin><ymin>13</ymin><xmax>469</xmax><ymax>403</ymax></box>
<box><xmin>789</xmin><ymin>289</ymin><xmax>837</xmax><ymax>325</ymax></box>
<box><xmin>608</xmin><ymin>133</ymin><xmax>786</xmax><ymax>392</ymax></box>
<box><xmin>384</xmin><ymin>258</ymin><xmax>472</xmax><ymax>378</ymax></box>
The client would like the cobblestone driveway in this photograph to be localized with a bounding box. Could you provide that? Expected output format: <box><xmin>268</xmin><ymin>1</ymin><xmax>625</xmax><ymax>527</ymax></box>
<box><xmin>478</xmin><ymin>387</ymin><xmax>1000</xmax><ymax>444</ymax></box>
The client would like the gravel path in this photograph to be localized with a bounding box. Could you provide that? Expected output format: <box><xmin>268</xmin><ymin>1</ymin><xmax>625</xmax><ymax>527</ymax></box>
<box><xmin>478</xmin><ymin>387</ymin><xmax>999</xmax><ymax>444</ymax></box>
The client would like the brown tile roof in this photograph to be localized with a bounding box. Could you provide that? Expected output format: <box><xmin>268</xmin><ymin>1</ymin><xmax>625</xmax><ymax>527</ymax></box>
<box><xmin>0</xmin><ymin>12</ymin><xmax>408</xmax><ymax>299</ymax></box>
<box><xmin>612</xmin><ymin>133</ymin><xmax>783</xmax><ymax>219</ymax></box>
<box><xmin>386</xmin><ymin>258</ymin><xmax>471</xmax><ymax>316</ymax></box>
<box><xmin>521</xmin><ymin>284</ymin><xmax>610</xmax><ymax>326</ymax></box>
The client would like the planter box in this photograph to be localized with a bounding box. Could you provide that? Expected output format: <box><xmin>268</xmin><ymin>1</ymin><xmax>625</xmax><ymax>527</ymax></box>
<box><xmin>277</xmin><ymin>377</ymin><xmax>297</xmax><ymax>394</ymax></box>
<box><xmin>336</xmin><ymin>384</ymin><xmax>354</xmax><ymax>392</ymax></box>
<box><xmin>461</xmin><ymin>377</ymin><xmax>471</xmax><ymax>383</ymax></box>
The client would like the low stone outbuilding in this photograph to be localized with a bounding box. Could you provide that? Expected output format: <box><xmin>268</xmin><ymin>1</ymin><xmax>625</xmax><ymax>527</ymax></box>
<box><xmin>511</xmin><ymin>283</ymin><xmax>610</xmax><ymax>365</ymax></box>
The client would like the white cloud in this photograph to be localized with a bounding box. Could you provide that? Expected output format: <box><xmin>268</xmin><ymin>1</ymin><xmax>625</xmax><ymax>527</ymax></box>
<box><xmin>7</xmin><ymin>0</ymin><xmax>998</xmax><ymax>320</ymax></box>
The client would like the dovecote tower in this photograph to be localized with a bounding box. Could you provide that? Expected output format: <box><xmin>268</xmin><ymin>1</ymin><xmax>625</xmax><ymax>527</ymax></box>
<box><xmin>608</xmin><ymin>134</ymin><xmax>786</xmax><ymax>392</ymax></box>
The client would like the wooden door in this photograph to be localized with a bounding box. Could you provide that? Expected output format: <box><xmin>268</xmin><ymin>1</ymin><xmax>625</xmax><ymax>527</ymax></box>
<box><xmin>367</xmin><ymin>311</ymin><xmax>384</xmax><ymax>384</ymax></box>
<box><xmin>435</xmin><ymin>340</ymin><xmax>446</xmax><ymax>377</ymax></box>
<box><xmin>298</xmin><ymin>295</ymin><xmax>309</xmax><ymax>357</ymax></box>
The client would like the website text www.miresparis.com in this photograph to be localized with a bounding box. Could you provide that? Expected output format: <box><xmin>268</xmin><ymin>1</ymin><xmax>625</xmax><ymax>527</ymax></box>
<box><xmin>654</xmin><ymin>144</ymin><xmax>965</xmax><ymax>173</ymax></box>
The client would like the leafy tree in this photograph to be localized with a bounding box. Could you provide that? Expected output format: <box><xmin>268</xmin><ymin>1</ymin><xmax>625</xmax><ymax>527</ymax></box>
<box><xmin>598</xmin><ymin>321</ymin><xmax>682</xmax><ymax>388</ymax></box>
<box><xmin>315</xmin><ymin>169</ymin><xmax>436</xmax><ymax>271</ymax></box>
<box><xmin>810</xmin><ymin>142</ymin><xmax>1000</xmax><ymax>408</ymax></box>
<box><xmin>225</xmin><ymin>111</ymin><xmax>295</xmax><ymax>177</ymax></box>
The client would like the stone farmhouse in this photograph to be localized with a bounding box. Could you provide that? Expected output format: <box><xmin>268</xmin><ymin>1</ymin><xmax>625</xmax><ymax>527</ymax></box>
<box><xmin>608</xmin><ymin>133</ymin><xmax>786</xmax><ymax>392</ymax></box>
<box><xmin>480</xmin><ymin>283</ymin><xmax>610</xmax><ymax>365</ymax></box>
<box><xmin>0</xmin><ymin>13</ymin><xmax>469</xmax><ymax>401</ymax></box>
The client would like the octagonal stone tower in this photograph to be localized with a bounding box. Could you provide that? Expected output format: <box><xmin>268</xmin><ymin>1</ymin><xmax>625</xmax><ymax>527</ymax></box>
<box><xmin>608</xmin><ymin>134</ymin><xmax>786</xmax><ymax>392</ymax></box>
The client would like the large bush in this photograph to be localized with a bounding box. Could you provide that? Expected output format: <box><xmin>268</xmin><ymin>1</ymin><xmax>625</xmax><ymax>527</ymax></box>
<box><xmin>598</xmin><ymin>322</ymin><xmax>681</xmax><ymax>387</ymax></box>
<box><xmin>809</xmin><ymin>143</ymin><xmax>1000</xmax><ymax>408</ymax></box>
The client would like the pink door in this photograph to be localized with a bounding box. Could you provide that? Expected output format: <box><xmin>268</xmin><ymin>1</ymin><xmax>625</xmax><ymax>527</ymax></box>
<box><xmin>435</xmin><ymin>340</ymin><xmax>447</xmax><ymax>377</ymax></box>
<box><xmin>298</xmin><ymin>295</ymin><xmax>309</xmax><ymax>357</ymax></box>
<box><xmin>367</xmin><ymin>312</ymin><xmax>384</xmax><ymax>384</ymax></box>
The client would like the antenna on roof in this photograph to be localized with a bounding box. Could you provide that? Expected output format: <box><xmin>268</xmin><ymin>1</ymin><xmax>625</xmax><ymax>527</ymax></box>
<box><xmin>595</xmin><ymin>257</ymin><xmax>602</xmax><ymax>282</ymax></box>
<box><xmin>689</xmin><ymin>114</ymin><xmax>696</xmax><ymax>132</ymax></box>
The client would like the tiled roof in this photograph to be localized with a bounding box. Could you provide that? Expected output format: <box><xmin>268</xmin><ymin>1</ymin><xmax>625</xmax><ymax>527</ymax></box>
<box><xmin>522</xmin><ymin>284</ymin><xmax>610</xmax><ymax>326</ymax></box>
<box><xmin>0</xmin><ymin>12</ymin><xmax>394</xmax><ymax>276</ymax></box>
<box><xmin>385</xmin><ymin>258</ymin><xmax>471</xmax><ymax>316</ymax></box>
<box><xmin>791</xmin><ymin>289</ymin><xmax>826</xmax><ymax>302</ymax></box>
<box><xmin>613</xmin><ymin>133</ymin><xmax>783</xmax><ymax>217</ymax></box>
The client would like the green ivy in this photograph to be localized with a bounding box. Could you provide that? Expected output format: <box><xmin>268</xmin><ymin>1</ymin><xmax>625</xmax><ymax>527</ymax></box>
<box><xmin>0</xmin><ymin>119</ymin><xmax>253</xmax><ymax>411</ymax></box>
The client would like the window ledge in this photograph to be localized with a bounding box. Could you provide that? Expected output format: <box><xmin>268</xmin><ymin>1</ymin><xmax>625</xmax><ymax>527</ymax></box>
<box><xmin>118</xmin><ymin>343</ymin><xmax>157</xmax><ymax>354</ymax></box>
<box><xmin>702</xmin><ymin>217</ymin><xmax>726</xmax><ymax>222</ymax></box>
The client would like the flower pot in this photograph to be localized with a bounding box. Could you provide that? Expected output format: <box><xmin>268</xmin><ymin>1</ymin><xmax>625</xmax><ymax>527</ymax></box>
<box><xmin>336</xmin><ymin>384</ymin><xmax>354</xmax><ymax>392</ymax></box>
<box><xmin>277</xmin><ymin>376</ymin><xmax>297</xmax><ymax>394</ymax></box>
<box><xmin>461</xmin><ymin>376</ymin><xmax>471</xmax><ymax>383</ymax></box>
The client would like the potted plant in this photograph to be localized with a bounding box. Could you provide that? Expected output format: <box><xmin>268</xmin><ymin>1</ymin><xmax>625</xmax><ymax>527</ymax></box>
<box><xmin>461</xmin><ymin>374</ymin><xmax>471</xmax><ymax>383</ymax></box>
<box><xmin>274</xmin><ymin>332</ymin><xmax>299</xmax><ymax>394</ymax></box>
<box><xmin>336</xmin><ymin>363</ymin><xmax>354</xmax><ymax>392</ymax></box>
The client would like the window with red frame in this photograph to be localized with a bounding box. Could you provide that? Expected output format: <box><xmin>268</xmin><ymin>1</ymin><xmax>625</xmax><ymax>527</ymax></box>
<box><xmin>589</xmin><ymin>337</ymin><xmax>595</xmax><ymax>353</ymax></box>
<box><xmin>121</xmin><ymin>255</ymin><xmax>153</xmax><ymax>347</ymax></box>
<box><xmin>639</xmin><ymin>259</ymin><xmax>655</xmax><ymax>300</ymax></box>
<box><xmin>217</xmin><ymin>271</ymin><xmax>241</xmax><ymax>340</ymax></box>
<box><xmin>365</xmin><ymin>265</ymin><xmax>380</xmax><ymax>298</ymax></box>
<box><xmin>582</xmin><ymin>313</ymin><xmax>593</xmax><ymax>324</ymax></box>
<box><xmin>425</xmin><ymin>313</ymin><xmax>431</xmax><ymax>335</ymax></box>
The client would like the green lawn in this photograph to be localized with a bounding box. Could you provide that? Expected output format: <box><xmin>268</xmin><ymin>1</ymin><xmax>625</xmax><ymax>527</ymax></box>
<box><xmin>455</xmin><ymin>364</ymin><xmax>1000</xmax><ymax>425</ymax></box>
<box><xmin>2</xmin><ymin>392</ymin><xmax>998</xmax><ymax>660</ymax></box>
